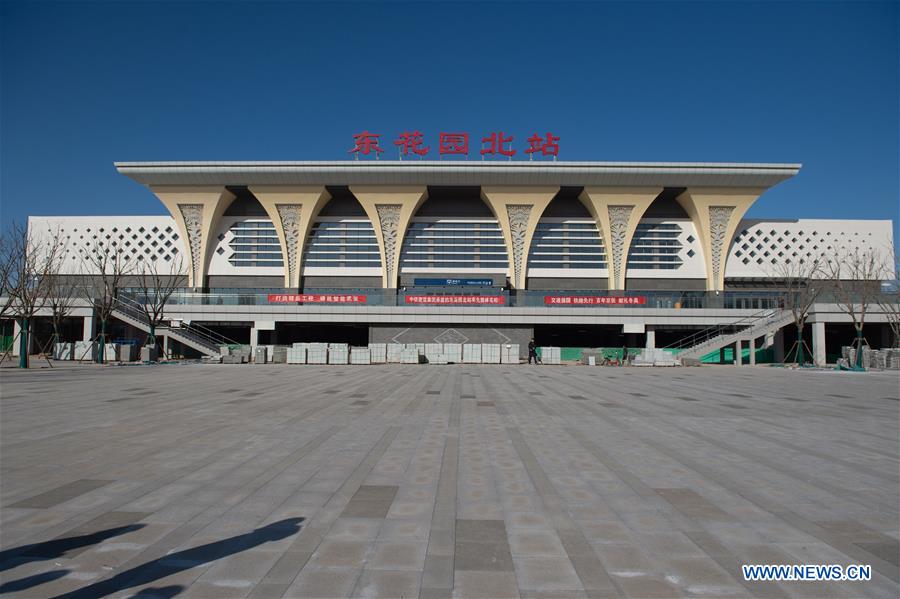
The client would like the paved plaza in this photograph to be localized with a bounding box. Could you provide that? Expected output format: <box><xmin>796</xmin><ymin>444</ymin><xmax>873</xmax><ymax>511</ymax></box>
<box><xmin>0</xmin><ymin>364</ymin><xmax>898</xmax><ymax>598</ymax></box>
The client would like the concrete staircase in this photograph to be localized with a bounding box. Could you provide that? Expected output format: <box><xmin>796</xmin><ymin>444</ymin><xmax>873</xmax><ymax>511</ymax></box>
<box><xmin>111</xmin><ymin>295</ymin><xmax>234</xmax><ymax>357</ymax></box>
<box><xmin>667</xmin><ymin>309</ymin><xmax>794</xmax><ymax>361</ymax></box>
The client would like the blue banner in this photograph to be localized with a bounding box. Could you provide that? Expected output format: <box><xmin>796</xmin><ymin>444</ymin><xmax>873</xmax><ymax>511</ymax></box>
<box><xmin>414</xmin><ymin>278</ymin><xmax>494</xmax><ymax>287</ymax></box>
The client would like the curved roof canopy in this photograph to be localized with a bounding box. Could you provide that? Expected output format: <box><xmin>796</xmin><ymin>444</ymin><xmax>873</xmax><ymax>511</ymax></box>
<box><xmin>115</xmin><ymin>161</ymin><xmax>801</xmax><ymax>189</ymax></box>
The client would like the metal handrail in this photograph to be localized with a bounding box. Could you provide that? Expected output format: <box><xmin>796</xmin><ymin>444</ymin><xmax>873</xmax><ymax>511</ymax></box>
<box><xmin>663</xmin><ymin>307</ymin><xmax>785</xmax><ymax>351</ymax></box>
<box><xmin>114</xmin><ymin>293</ymin><xmax>238</xmax><ymax>349</ymax></box>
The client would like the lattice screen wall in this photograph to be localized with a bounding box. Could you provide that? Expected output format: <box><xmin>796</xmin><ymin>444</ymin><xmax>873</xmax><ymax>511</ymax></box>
<box><xmin>28</xmin><ymin>216</ymin><xmax>187</xmax><ymax>275</ymax></box>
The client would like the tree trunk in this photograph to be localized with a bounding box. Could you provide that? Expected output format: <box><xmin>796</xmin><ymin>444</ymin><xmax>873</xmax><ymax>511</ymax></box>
<box><xmin>854</xmin><ymin>328</ymin><xmax>865</xmax><ymax>369</ymax></box>
<box><xmin>18</xmin><ymin>317</ymin><xmax>29</xmax><ymax>369</ymax></box>
<box><xmin>148</xmin><ymin>323</ymin><xmax>156</xmax><ymax>347</ymax></box>
<box><xmin>98</xmin><ymin>319</ymin><xmax>107</xmax><ymax>364</ymax></box>
<box><xmin>795</xmin><ymin>324</ymin><xmax>805</xmax><ymax>365</ymax></box>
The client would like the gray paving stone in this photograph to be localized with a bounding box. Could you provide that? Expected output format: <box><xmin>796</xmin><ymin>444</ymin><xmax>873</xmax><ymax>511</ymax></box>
<box><xmin>0</xmin><ymin>365</ymin><xmax>897</xmax><ymax>598</ymax></box>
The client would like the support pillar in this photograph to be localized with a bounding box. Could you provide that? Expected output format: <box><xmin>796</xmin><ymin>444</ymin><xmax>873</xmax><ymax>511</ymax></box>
<box><xmin>773</xmin><ymin>328</ymin><xmax>785</xmax><ymax>362</ymax></box>
<box><xmin>350</xmin><ymin>186</ymin><xmax>429</xmax><ymax>289</ymax></box>
<box><xmin>645</xmin><ymin>326</ymin><xmax>656</xmax><ymax>349</ymax></box>
<box><xmin>578</xmin><ymin>187</ymin><xmax>661</xmax><ymax>291</ymax></box>
<box><xmin>735</xmin><ymin>341</ymin><xmax>743</xmax><ymax>366</ymax></box>
<box><xmin>82</xmin><ymin>313</ymin><xmax>96</xmax><ymax>342</ymax></box>
<box><xmin>11</xmin><ymin>320</ymin><xmax>22</xmax><ymax>356</ymax></box>
<box><xmin>812</xmin><ymin>321</ymin><xmax>826</xmax><ymax>366</ymax></box>
<box><xmin>749</xmin><ymin>337</ymin><xmax>756</xmax><ymax>365</ymax></box>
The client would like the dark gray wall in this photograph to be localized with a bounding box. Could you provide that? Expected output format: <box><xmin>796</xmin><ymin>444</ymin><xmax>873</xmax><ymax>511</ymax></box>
<box><xmin>625</xmin><ymin>278</ymin><xmax>706</xmax><ymax>291</ymax></box>
<box><xmin>302</xmin><ymin>276</ymin><xmax>383</xmax><ymax>289</ymax></box>
<box><xmin>526</xmin><ymin>277</ymin><xmax>608</xmax><ymax>290</ymax></box>
<box><xmin>369</xmin><ymin>325</ymin><xmax>533</xmax><ymax>358</ymax></box>
<box><xmin>207</xmin><ymin>275</ymin><xmax>285</xmax><ymax>289</ymax></box>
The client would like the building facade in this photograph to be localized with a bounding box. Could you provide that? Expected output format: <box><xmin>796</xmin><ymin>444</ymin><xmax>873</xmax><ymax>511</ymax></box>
<box><xmin>25</xmin><ymin>161</ymin><xmax>897</xmax><ymax>361</ymax></box>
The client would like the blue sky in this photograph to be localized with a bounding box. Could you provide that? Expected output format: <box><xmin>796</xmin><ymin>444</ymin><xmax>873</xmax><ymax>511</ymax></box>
<box><xmin>1</xmin><ymin>1</ymin><xmax>897</xmax><ymax>233</ymax></box>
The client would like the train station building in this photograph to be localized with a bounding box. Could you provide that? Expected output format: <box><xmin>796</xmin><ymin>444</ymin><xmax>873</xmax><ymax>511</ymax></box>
<box><xmin>24</xmin><ymin>160</ymin><xmax>896</xmax><ymax>363</ymax></box>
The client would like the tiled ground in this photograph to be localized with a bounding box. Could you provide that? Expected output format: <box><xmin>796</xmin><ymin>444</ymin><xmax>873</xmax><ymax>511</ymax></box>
<box><xmin>0</xmin><ymin>364</ymin><xmax>898</xmax><ymax>598</ymax></box>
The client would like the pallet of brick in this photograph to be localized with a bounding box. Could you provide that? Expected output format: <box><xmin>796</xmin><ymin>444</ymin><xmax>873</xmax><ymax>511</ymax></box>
<box><xmin>387</xmin><ymin>343</ymin><xmax>403</xmax><ymax>363</ymax></box>
<box><xmin>481</xmin><ymin>343</ymin><xmax>501</xmax><ymax>364</ymax></box>
<box><xmin>501</xmin><ymin>344</ymin><xmax>520</xmax><ymax>364</ymax></box>
<box><xmin>400</xmin><ymin>348</ymin><xmax>421</xmax><ymax>364</ymax></box>
<box><xmin>541</xmin><ymin>346</ymin><xmax>561</xmax><ymax>365</ymax></box>
<box><xmin>287</xmin><ymin>347</ymin><xmax>306</xmax><ymax>364</ymax></box>
<box><xmin>369</xmin><ymin>343</ymin><xmax>387</xmax><ymax>363</ymax></box>
<box><xmin>307</xmin><ymin>343</ymin><xmax>328</xmax><ymax>364</ymax></box>
<box><xmin>329</xmin><ymin>343</ymin><xmax>349</xmax><ymax>365</ymax></box>
<box><xmin>443</xmin><ymin>343</ymin><xmax>462</xmax><ymax>363</ymax></box>
<box><xmin>463</xmin><ymin>343</ymin><xmax>482</xmax><ymax>363</ymax></box>
<box><xmin>74</xmin><ymin>341</ymin><xmax>96</xmax><ymax>361</ymax></box>
<box><xmin>424</xmin><ymin>343</ymin><xmax>444</xmax><ymax>363</ymax></box>
<box><xmin>350</xmin><ymin>347</ymin><xmax>371</xmax><ymax>365</ymax></box>
<box><xmin>429</xmin><ymin>353</ymin><xmax>448</xmax><ymax>365</ymax></box>
<box><xmin>292</xmin><ymin>342</ymin><xmax>310</xmax><ymax>351</ymax></box>
<box><xmin>271</xmin><ymin>346</ymin><xmax>288</xmax><ymax>364</ymax></box>
<box><xmin>104</xmin><ymin>343</ymin><xmax>119</xmax><ymax>360</ymax></box>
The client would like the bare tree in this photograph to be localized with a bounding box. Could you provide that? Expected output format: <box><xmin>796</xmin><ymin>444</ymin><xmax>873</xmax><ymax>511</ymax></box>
<box><xmin>0</xmin><ymin>225</ymin><xmax>16</xmax><ymax>321</ymax></box>
<box><xmin>824</xmin><ymin>246</ymin><xmax>887</xmax><ymax>369</ymax></box>
<box><xmin>80</xmin><ymin>239</ymin><xmax>137</xmax><ymax>364</ymax></box>
<box><xmin>131</xmin><ymin>254</ymin><xmax>185</xmax><ymax>346</ymax></box>
<box><xmin>3</xmin><ymin>222</ymin><xmax>62</xmax><ymax>367</ymax></box>
<box><xmin>770</xmin><ymin>255</ymin><xmax>825</xmax><ymax>365</ymax></box>
<box><xmin>877</xmin><ymin>241</ymin><xmax>899</xmax><ymax>348</ymax></box>
<box><xmin>44</xmin><ymin>232</ymin><xmax>80</xmax><ymax>352</ymax></box>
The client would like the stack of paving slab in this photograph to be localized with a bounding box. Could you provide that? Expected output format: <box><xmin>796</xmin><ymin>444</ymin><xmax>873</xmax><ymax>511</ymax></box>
<box><xmin>386</xmin><ymin>343</ymin><xmax>403</xmax><ymax>363</ymax></box>
<box><xmin>222</xmin><ymin>353</ymin><xmax>245</xmax><ymax>364</ymax></box>
<box><xmin>424</xmin><ymin>343</ymin><xmax>444</xmax><ymax>363</ymax></box>
<box><xmin>481</xmin><ymin>343</ymin><xmax>501</xmax><ymax>364</ymax></box>
<box><xmin>117</xmin><ymin>344</ymin><xmax>137</xmax><ymax>362</ymax></box>
<box><xmin>463</xmin><ymin>343</ymin><xmax>482</xmax><ymax>363</ymax></box>
<box><xmin>541</xmin><ymin>346</ymin><xmax>561</xmax><ymax>365</ymax></box>
<box><xmin>287</xmin><ymin>345</ymin><xmax>307</xmax><ymax>364</ymax></box>
<box><xmin>271</xmin><ymin>346</ymin><xmax>288</xmax><ymax>364</ymax></box>
<box><xmin>369</xmin><ymin>343</ymin><xmax>387</xmax><ymax>363</ymax></box>
<box><xmin>350</xmin><ymin>347</ymin><xmax>371</xmax><ymax>364</ymax></box>
<box><xmin>580</xmin><ymin>350</ymin><xmax>602</xmax><ymax>366</ymax></box>
<box><xmin>443</xmin><ymin>343</ymin><xmax>462</xmax><ymax>364</ymax></box>
<box><xmin>328</xmin><ymin>343</ymin><xmax>349</xmax><ymax>364</ymax></box>
<box><xmin>53</xmin><ymin>342</ymin><xmax>73</xmax><ymax>360</ymax></box>
<box><xmin>500</xmin><ymin>344</ymin><xmax>520</xmax><ymax>364</ymax></box>
<box><xmin>307</xmin><ymin>342</ymin><xmax>328</xmax><ymax>364</ymax></box>
<box><xmin>400</xmin><ymin>348</ymin><xmax>422</xmax><ymax>364</ymax></box>
<box><xmin>632</xmin><ymin>348</ymin><xmax>681</xmax><ymax>367</ymax></box>
<box><xmin>74</xmin><ymin>341</ymin><xmax>95</xmax><ymax>361</ymax></box>
<box><xmin>429</xmin><ymin>352</ymin><xmax>448</xmax><ymax>365</ymax></box>
<box><xmin>255</xmin><ymin>346</ymin><xmax>268</xmax><ymax>364</ymax></box>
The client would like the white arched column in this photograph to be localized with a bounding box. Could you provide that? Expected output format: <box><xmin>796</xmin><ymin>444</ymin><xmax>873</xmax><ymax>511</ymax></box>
<box><xmin>248</xmin><ymin>186</ymin><xmax>332</xmax><ymax>288</ymax></box>
<box><xmin>675</xmin><ymin>188</ymin><xmax>763</xmax><ymax>292</ymax></box>
<box><xmin>151</xmin><ymin>186</ymin><xmax>236</xmax><ymax>288</ymax></box>
<box><xmin>578</xmin><ymin>187</ymin><xmax>662</xmax><ymax>291</ymax></box>
<box><xmin>480</xmin><ymin>186</ymin><xmax>559</xmax><ymax>289</ymax></box>
<box><xmin>349</xmin><ymin>186</ymin><xmax>428</xmax><ymax>288</ymax></box>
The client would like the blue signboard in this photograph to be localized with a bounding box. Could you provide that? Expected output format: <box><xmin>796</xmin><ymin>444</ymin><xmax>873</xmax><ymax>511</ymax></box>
<box><xmin>414</xmin><ymin>278</ymin><xmax>494</xmax><ymax>287</ymax></box>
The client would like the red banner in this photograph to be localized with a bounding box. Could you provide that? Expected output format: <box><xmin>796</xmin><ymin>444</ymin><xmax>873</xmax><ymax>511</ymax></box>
<box><xmin>268</xmin><ymin>294</ymin><xmax>367</xmax><ymax>304</ymax></box>
<box><xmin>405</xmin><ymin>295</ymin><xmax>505</xmax><ymax>305</ymax></box>
<box><xmin>544</xmin><ymin>296</ymin><xmax>646</xmax><ymax>306</ymax></box>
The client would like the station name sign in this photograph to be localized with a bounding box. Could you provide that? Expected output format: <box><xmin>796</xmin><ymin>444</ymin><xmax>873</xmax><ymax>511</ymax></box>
<box><xmin>413</xmin><ymin>278</ymin><xmax>494</xmax><ymax>287</ymax></box>
<box><xmin>349</xmin><ymin>130</ymin><xmax>559</xmax><ymax>159</ymax></box>
<box><xmin>405</xmin><ymin>295</ymin><xmax>505</xmax><ymax>305</ymax></box>
<box><xmin>268</xmin><ymin>294</ymin><xmax>367</xmax><ymax>304</ymax></box>
<box><xmin>544</xmin><ymin>296</ymin><xmax>647</xmax><ymax>305</ymax></box>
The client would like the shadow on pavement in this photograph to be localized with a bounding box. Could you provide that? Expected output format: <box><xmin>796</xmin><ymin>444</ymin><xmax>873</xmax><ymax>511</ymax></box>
<box><xmin>49</xmin><ymin>517</ymin><xmax>305</xmax><ymax>599</ymax></box>
<box><xmin>0</xmin><ymin>525</ymin><xmax>146</xmax><ymax>572</ymax></box>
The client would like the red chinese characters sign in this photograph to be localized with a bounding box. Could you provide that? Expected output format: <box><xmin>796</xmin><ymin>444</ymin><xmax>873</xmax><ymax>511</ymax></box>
<box><xmin>349</xmin><ymin>131</ymin><xmax>559</xmax><ymax>159</ymax></box>
<box><xmin>544</xmin><ymin>296</ymin><xmax>647</xmax><ymax>306</ymax></box>
<box><xmin>405</xmin><ymin>295</ymin><xmax>505</xmax><ymax>305</ymax></box>
<box><xmin>268</xmin><ymin>294</ymin><xmax>367</xmax><ymax>304</ymax></box>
